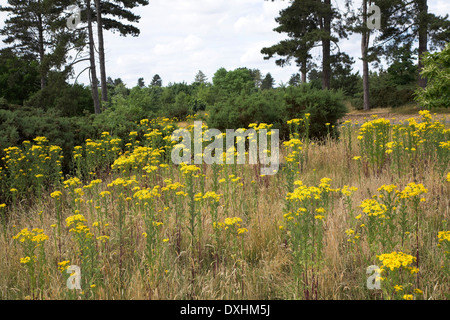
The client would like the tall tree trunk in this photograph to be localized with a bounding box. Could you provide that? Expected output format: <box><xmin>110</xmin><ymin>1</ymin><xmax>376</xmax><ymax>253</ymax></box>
<box><xmin>321</xmin><ymin>0</ymin><xmax>331</xmax><ymax>90</ymax></box>
<box><xmin>87</xmin><ymin>0</ymin><xmax>101</xmax><ymax>114</ymax></box>
<box><xmin>301</xmin><ymin>56</ymin><xmax>307</xmax><ymax>83</ymax></box>
<box><xmin>37</xmin><ymin>11</ymin><xmax>46</xmax><ymax>89</ymax></box>
<box><xmin>362</xmin><ymin>0</ymin><xmax>371</xmax><ymax>111</ymax></box>
<box><xmin>417</xmin><ymin>0</ymin><xmax>428</xmax><ymax>89</ymax></box>
<box><xmin>95</xmin><ymin>0</ymin><xmax>108</xmax><ymax>102</ymax></box>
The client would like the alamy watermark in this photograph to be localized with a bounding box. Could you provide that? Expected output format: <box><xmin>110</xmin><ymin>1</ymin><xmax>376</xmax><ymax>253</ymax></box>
<box><xmin>66</xmin><ymin>265</ymin><xmax>81</xmax><ymax>290</ymax></box>
<box><xmin>170</xmin><ymin>121</ymin><xmax>280</xmax><ymax>176</ymax></box>
<box><xmin>367</xmin><ymin>5</ymin><xmax>381</xmax><ymax>30</ymax></box>
<box><xmin>366</xmin><ymin>265</ymin><xmax>382</xmax><ymax>290</ymax></box>
<box><xmin>66</xmin><ymin>5</ymin><xmax>81</xmax><ymax>30</ymax></box>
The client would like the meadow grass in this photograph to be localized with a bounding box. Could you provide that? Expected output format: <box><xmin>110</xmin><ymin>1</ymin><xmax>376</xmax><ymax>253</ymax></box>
<box><xmin>0</xmin><ymin>111</ymin><xmax>448</xmax><ymax>300</ymax></box>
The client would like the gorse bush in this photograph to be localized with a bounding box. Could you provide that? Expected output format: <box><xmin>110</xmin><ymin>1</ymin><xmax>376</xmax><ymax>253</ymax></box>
<box><xmin>26</xmin><ymin>80</ymin><xmax>94</xmax><ymax>117</ymax></box>
<box><xmin>0</xmin><ymin>106</ymin><xmax>98</xmax><ymax>172</ymax></box>
<box><xmin>207</xmin><ymin>84</ymin><xmax>347</xmax><ymax>140</ymax></box>
<box><xmin>283</xmin><ymin>85</ymin><xmax>348</xmax><ymax>139</ymax></box>
<box><xmin>206</xmin><ymin>89</ymin><xmax>286</xmax><ymax>134</ymax></box>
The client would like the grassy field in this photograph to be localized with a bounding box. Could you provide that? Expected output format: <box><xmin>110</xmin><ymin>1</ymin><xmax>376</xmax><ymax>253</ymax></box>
<box><xmin>0</xmin><ymin>107</ymin><xmax>449</xmax><ymax>300</ymax></box>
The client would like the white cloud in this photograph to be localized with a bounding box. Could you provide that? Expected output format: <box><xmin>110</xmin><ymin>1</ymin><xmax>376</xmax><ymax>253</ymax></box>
<box><xmin>0</xmin><ymin>0</ymin><xmax>449</xmax><ymax>87</ymax></box>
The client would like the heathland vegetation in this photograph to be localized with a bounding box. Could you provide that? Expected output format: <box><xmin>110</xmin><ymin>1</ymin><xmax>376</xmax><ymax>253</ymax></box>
<box><xmin>0</xmin><ymin>0</ymin><xmax>449</xmax><ymax>300</ymax></box>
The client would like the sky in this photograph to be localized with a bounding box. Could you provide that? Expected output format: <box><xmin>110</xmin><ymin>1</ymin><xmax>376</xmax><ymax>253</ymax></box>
<box><xmin>0</xmin><ymin>0</ymin><xmax>449</xmax><ymax>88</ymax></box>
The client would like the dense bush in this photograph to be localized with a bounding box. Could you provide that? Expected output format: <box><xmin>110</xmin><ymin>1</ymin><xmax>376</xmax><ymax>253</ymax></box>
<box><xmin>352</xmin><ymin>85</ymin><xmax>415</xmax><ymax>110</ymax></box>
<box><xmin>25</xmin><ymin>74</ymin><xmax>94</xmax><ymax>117</ymax></box>
<box><xmin>283</xmin><ymin>85</ymin><xmax>348</xmax><ymax>139</ymax></box>
<box><xmin>127</xmin><ymin>86</ymin><xmax>161</xmax><ymax>115</ymax></box>
<box><xmin>164</xmin><ymin>92</ymin><xmax>192</xmax><ymax>120</ymax></box>
<box><xmin>91</xmin><ymin>95</ymin><xmax>146</xmax><ymax>139</ymax></box>
<box><xmin>351</xmin><ymin>65</ymin><xmax>417</xmax><ymax>110</ymax></box>
<box><xmin>207</xmin><ymin>84</ymin><xmax>347</xmax><ymax>140</ymax></box>
<box><xmin>0</xmin><ymin>105</ymin><xmax>97</xmax><ymax>174</ymax></box>
<box><xmin>415</xmin><ymin>43</ymin><xmax>450</xmax><ymax>109</ymax></box>
<box><xmin>0</xmin><ymin>49</ymin><xmax>40</xmax><ymax>105</ymax></box>
<box><xmin>212</xmin><ymin>67</ymin><xmax>257</xmax><ymax>98</ymax></box>
<box><xmin>207</xmin><ymin>89</ymin><xmax>286</xmax><ymax>132</ymax></box>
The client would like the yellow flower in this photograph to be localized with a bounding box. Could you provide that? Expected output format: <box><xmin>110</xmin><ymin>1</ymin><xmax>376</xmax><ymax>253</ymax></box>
<box><xmin>237</xmin><ymin>228</ymin><xmax>248</xmax><ymax>235</ymax></box>
<box><xmin>99</xmin><ymin>191</ymin><xmax>111</xmax><ymax>197</ymax></box>
<box><xmin>394</xmin><ymin>285</ymin><xmax>403</xmax><ymax>292</ymax></box>
<box><xmin>414</xmin><ymin>288</ymin><xmax>423</xmax><ymax>295</ymax></box>
<box><xmin>377</xmin><ymin>252</ymin><xmax>416</xmax><ymax>271</ymax></box>
<box><xmin>20</xmin><ymin>256</ymin><xmax>31</xmax><ymax>264</ymax></box>
<box><xmin>409</xmin><ymin>267</ymin><xmax>419</xmax><ymax>275</ymax></box>
<box><xmin>398</xmin><ymin>182</ymin><xmax>428</xmax><ymax>199</ymax></box>
<box><xmin>58</xmin><ymin>260</ymin><xmax>70</xmax><ymax>272</ymax></box>
<box><xmin>96</xmin><ymin>235</ymin><xmax>109</xmax><ymax>243</ymax></box>
<box><xmin>377</xmin><ymin>184</ymin><xmax>397</xmax><ymax>194</ymax></box>
<box><xmin>180</xmin><ymin>164</ymin><xmax>200</xmax><ymax>176</ymax></box>
<box><xmin>403</xmin><ymin>294</ymin><xmax>414</xmax><ymax>300</ymax></box>
<box><xmin>438</xmin><ymin>231</ymin><xmax>450</xmax><ymax>243</ymax></box>
<box><xmin>341</xmin><ymin>185</ymin><xmax>358</xmax><ymax>196</ymax></box>
<box><xmin>315</xmin><ymin>207</ymin><xmax>326</xmax><ymax>214</ymax></box>
<box><xmin>345</xmin><ymin>229</ymin><xmax>355</xmax><ymax>236</ymax></box>
<box><xmin>50</xmin><ymin>191</ymin><xmax>62</xmax><ymax>198</ymax></box>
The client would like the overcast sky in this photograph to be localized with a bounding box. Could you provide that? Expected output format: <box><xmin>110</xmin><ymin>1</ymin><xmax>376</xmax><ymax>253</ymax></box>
<box><xmin>1</xmin><ymin>0</ymin><xmax>449</xmax><ymax>88</ymax></box>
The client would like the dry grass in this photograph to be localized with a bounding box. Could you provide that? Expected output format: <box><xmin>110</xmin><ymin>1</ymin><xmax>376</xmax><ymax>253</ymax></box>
<box><xmin>0</xmin><ymin>109</ymin><xmax>448</xmax><ymax>300</ymax></box>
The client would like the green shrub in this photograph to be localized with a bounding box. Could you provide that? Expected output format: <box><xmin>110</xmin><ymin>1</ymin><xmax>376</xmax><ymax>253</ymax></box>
<box><xmin>25</xmin><ymin>72</ymin><xmax>94</xmax><ymax>116</ymax></box>
<box><xmin>91</xmin><ymin>97</ymin><xmax>144</xmax><ymax>139</ymax></box>
<box><xmin>415</xmin><ymin>43</ymin><xmax>450</xmax><ymax>109</ymax></box>
<box><xmin>163</xmin><ymin>92</ymin><xmax>192</xmax><ymax>120</ymax></box>
<box><xmin>283</xmin><ymin>85</ymin><xmax>348</xmax><ymax>139</ymax></box>
<box><xmin>0</xmin><ymin>106</ymin><xmax>97</xmax><ymax>175</ymax></box>
<box><xmin>206</xmin><ymin>89</ymin><xmax>286</xmax><ymax>132</ymax></box>
<box><xmin>351</xmin><ymin>71</ymin><xmax>416</xmax><ymax>110</ymax></box>
<box><xmin>352</xmin><ymin>86</ymin><xmax>415</xmax><ymax>110</ymax></box>
<box><xmin>206</xmin><ymin>85</ymin><xmax>347</xmax><ymax>140</ymax></box>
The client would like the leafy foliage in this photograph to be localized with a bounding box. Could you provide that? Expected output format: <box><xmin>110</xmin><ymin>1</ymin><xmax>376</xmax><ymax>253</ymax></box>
<box><xmin>283</xmin><ymin>85</ymin><xmax>348</xmax><ymax>138</ymax></box>
<box><xmin>415</xmin><ymin>43</ymin><xmax>450</xmax><ymax>109</ymax></box>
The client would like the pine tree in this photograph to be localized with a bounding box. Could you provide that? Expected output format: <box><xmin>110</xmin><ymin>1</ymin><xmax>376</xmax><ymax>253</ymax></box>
<box><xmin>261</xmin><ymin>73</ymin><xmax>275</xmax><ymax>90</ymax></box>
<box><xmin>86</xmin><ymin>0</ymin><xmax>101</xmax><ymax>113</ymax></box>
<box><xmin>262</xmin><ymin>0</ymin><xmax>318</xmax><ymax>85</ymax></box>
<box><xmin>94</xmin><ymin>0</ymin><xmax>149</xmax><ymax>102</ymax></box>
<box><xmin>249</xmin><ymin>69</ymin><xmax>263</xmax><ymax>89</ymax></box>
<box><xmin>194</xmin><ymin>70</ymin><xmax>208</xmax><ymax>84</ymax></box>
<box><xmin>289</xmin><ymin>73</ymin><xmax>301</xmax><ymax>86</ymax></box>
<box><xmin>151</xmin><ymin>74</ymin><xmax>162</xmax><ymax>87</ymax></box>
<box><xmin>262</xmin><ymin>0</ymin><xmax>342</xmax><ymax>89</ymax></box>
<box><xmin>374</xmin><ymin>0</ymin><xmax>449</xmax><ymax>88</ymax></box>
<box><xmin>344</xmin><ymin>0</ymin><xmax>374</xmax><ymax>110</ymax></box>
<box><xmin>137</xmin><ymin>77</ymin><xmax>145</xmax><ymax>87</ymax></box>
<box><xmin>0</xmin><ymin>0</ymin><xmax>81</xmax><ymax>90</ymax></box>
